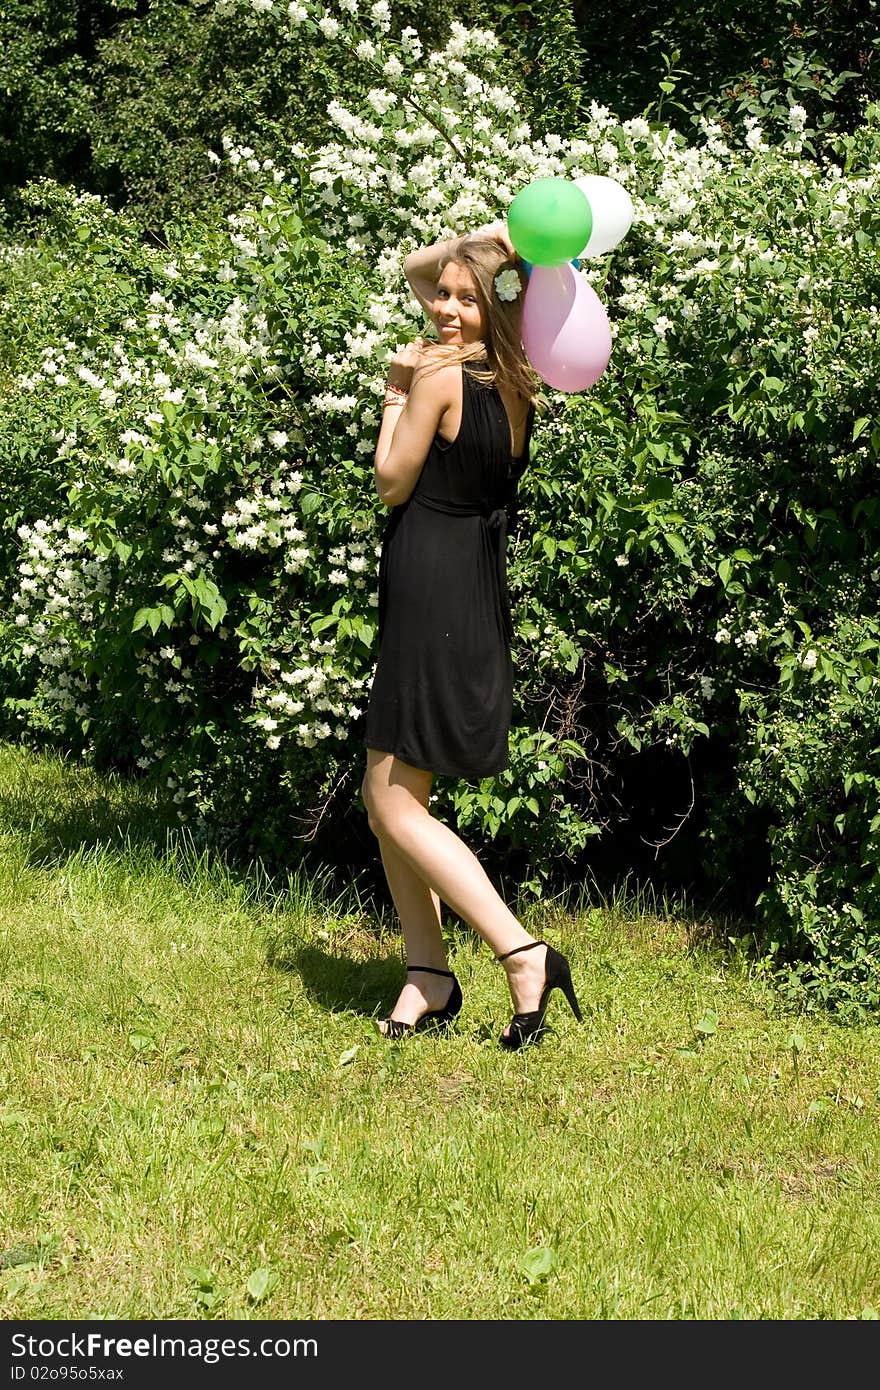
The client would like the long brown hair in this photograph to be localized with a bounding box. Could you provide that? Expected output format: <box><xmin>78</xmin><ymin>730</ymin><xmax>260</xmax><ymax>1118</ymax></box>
<box><xmin>420</xmin><ymin>234</ymin><xmax>539</xmax><ymax>406</ymax></box>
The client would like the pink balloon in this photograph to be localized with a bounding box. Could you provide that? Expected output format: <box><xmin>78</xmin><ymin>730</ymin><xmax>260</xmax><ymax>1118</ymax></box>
<box><xmin>521</xmin><ymin>263</ymin><xmax>612</xmax><ymax>391</ymax></box>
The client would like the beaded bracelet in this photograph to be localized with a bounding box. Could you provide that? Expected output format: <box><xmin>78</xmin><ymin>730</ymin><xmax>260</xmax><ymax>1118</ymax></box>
<box><xmin>383</xmin><ymin>383</ymin><xmax>409</xmax><ymax>408</ymax></box>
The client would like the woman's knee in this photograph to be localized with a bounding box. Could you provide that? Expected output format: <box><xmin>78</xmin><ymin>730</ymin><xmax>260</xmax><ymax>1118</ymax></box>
<box><xmin>363</xmin><ymin>787</ymin><xmax>406</xmax><ymax>843</ymax></box>
<box><xmin>361</xmin><ymin>765</ymin><xmax>393</xmax><ymax>838</ymax></box>
<box><xmin>362</xmin><ymin>752</ymin><xmax>432</xmax><ymax>840</ymax></box>
<box><xmin>360</xmin><ymin>775</ymin><xmax>418</xmax><ymax>841</ymax></box>
<box><xmin>361</xmin><ymin>771</ymin><xmax>381</xmax><ymax>837</ymax></box>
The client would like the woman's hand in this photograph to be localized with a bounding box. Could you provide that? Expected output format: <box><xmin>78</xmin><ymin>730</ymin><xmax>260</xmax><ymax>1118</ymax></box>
<box><xmin>385</xmin><ymin>336</ymin><xmax>427</xmax><ymax>393</ymax></box>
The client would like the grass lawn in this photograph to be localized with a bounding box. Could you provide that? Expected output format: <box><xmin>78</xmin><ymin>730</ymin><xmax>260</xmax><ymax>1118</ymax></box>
<box><xmin>1</xmin><ymin>741</ymin><xmax>878</xmax><ymax>1320</ymax></box>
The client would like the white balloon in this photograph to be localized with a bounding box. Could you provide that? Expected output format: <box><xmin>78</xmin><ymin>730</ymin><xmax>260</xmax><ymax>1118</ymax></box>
<box><xmin>573</xmin><ymin>174</ymin><xmax>634</xmax><ymax>257</ymax></box>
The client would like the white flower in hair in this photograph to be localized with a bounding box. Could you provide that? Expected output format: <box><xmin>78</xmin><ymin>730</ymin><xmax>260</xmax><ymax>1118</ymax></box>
<box><xmin>494</xmin><ymin>268</ymin><xmax>522</xmax><ymax>302</ymax></box>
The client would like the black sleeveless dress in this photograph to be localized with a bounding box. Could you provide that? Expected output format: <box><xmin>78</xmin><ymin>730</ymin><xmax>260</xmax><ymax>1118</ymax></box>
<box><xmin>362</xmin><ymin>364</ymin><xmax>535</xmax><ymax>779</ymax></box>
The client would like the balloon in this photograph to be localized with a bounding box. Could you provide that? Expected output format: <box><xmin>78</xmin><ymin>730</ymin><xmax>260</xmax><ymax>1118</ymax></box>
<box><xmin>521</xmin><ymin>262</ymin><xmax>612</xmax><ymax>392</ymax></box>
<box><xmin>507</xmin><ymin>177</ymin><xmax>593</xmax><ymax>267</ymax></box>
<box><xmin>572</xmin><ymin>174</ymin><xmax>634</xmax><ymax>257</ymax></box>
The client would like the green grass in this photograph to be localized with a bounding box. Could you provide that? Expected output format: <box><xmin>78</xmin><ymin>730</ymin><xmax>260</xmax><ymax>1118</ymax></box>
<box><xmin>1</xmin><ymin>740</ymin><xmax>878</xmax><ymax>1320</ymax></box>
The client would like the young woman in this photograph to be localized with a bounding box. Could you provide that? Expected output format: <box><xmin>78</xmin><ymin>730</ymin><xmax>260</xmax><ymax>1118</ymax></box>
<box><xmin>360</xmin><ymin>223</ymin><xmax>582</xmax><ymax>1049</ymax></box>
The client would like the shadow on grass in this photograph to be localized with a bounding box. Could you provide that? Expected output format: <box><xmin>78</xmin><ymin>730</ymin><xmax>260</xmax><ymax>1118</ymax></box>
<box><xmin>266</xmin><ymin>937</ymin><xmax>403</xmax><ymax>1020</ymax></box>
<box><xmin>0</xmin><ymin>742</ymin><xmax>177</xmax><ymax>868</ymax></box>
<box><xmin>0</xmin><ymin>744</ymin><xmax>396</xmax><ymax>979</ymax></box>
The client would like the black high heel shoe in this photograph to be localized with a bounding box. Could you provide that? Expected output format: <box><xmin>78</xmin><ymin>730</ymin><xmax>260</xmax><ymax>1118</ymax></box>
<box><xmin>497</xmin><ymin>940</ymin><xmax>582</xmax><ymax>1050</ymax></box>
<box><xmin>376</xmin><ymin>965</ymin><xmax>462</xmax><ymax>1039</ymax></box>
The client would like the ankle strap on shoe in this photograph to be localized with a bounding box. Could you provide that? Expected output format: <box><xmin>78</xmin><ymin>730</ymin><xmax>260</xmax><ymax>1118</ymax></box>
<box><xmin>406</xmin><ymin>965</ymin><xmax>453</xmax><ymax>977</ymax></box>
<box><xmin>495</xmin><ymin>940</ymin><xmax>545</xmax><ymax>964</ymax></box>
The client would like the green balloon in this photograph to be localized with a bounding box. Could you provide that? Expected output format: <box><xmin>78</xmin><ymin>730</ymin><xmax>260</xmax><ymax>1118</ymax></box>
<box><xmin>507</xmin><ymin>178</ymin><xmax>593</xmax><ymax>267</ymax></box>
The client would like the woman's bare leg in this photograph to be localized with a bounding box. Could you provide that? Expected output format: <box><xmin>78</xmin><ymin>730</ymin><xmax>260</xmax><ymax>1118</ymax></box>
<box><xmin>362</xmin><ymin>749</ymin><xmax>547</xmax><ymax>1027</ymax></box>
<box><xmin>375</xmin><ymin>821</ymin><xmax>456</xmax><ymax>1027</ymax></box>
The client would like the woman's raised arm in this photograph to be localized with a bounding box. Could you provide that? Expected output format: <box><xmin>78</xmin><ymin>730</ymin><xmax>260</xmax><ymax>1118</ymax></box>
<box><xmin>403</xmin><ymin>237</ymin><xmax>461</xmax><ymax>315</ymax></box>
<box><xmin>403</xmin><ymin>221</ymin><xmax>513</xmax><ymax>314</ymax></box>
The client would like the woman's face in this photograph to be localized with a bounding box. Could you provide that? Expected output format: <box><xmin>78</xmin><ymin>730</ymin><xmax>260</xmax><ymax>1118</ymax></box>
<box><xmin>431</xmin><ymin>262</ymin><xmax>485</xmax><ymax>347</ymax></box>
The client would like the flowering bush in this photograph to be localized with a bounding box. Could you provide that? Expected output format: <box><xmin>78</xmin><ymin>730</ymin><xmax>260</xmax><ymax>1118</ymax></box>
<box><xmin>3</xmin><ymin>0</ymin><xmax>880</xmax><ymax>1015</ymax></box>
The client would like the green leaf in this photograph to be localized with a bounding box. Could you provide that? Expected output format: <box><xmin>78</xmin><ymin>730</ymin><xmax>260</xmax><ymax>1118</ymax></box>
<box><xmin>771</xmin><ymin>556</ymin><xmax>791</xmax><ymax>584</ymax></box>
<box><xmin>694</xmin><ymin>1010</ymin><xmax>718</xmax><ymax>1036</ymax></box>
<box><xmin>664</xmin><ymin>532</ymin><xmax>688</xmax><ymax>560</ymax></box>
<box><xmin>645</xmin><ymin>474</ymin><xmax>674</xmax><ymax>501</ymax></box>
<box><xmin>1</xmin><ymin>1272</ymin><xmax>31</xmax><ymax>1298</ymax></box>
<box><xmin>518</xmin><ymin>1246</ymin><xmax>558</xmax><ymax>1284</ymax></box>
<box><xmin>337</xmin><ymin>1046</ymin><xmax>359</xmax><ymax>1067</ymax></box>
<box><xmin>246</xmin><ymin>1267</ymin><xmax>277</xmax><ymax>1302</ymax></box>
<box><xmin>0</xmin><ymin>1112</ymin><xmax>29</xmax><ymax>1130</ymax></box>
<box><xmin>0</xmin><ymin>1243</ymin><xmax>41</xmax><ymax>1270</ymax></box>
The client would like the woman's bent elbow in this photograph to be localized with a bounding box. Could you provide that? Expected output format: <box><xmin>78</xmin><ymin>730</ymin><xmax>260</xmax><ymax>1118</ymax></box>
<box><xmin>375</xmin><ymin>474</ymin><xmax>406</xmax><ymax>507</ymax></box>
<box><xmin>378</xmin><ymin>488</ymin><xmax>405</xmax><ymax>507</ymax></box>
<box><xmin>374</xmin><ymin>464</ymin><xmax>393</xmax><ymax>506</ymax></box>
